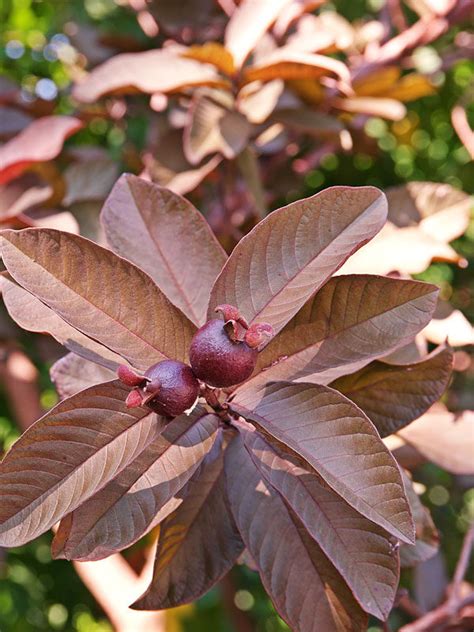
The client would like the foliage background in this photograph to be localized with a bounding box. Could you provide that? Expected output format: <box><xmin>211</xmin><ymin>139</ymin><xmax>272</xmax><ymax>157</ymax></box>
<box><xmin>0</xmin><ymin>0</ymin><xmax>473</xmax><ymax>630</ymax></box>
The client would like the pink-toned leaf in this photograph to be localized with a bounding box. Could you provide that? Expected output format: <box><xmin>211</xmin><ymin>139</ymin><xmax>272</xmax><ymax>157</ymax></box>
<box><xmin>224</xmin><ymin>0</ymin><xmax>292</xmax><ymax>70</ymax></box>
<box><xmin>331</xmin><ymin>97</ymin><xmax>407</xmax><ymax>121</ymax></box>
<box><xmin>0</xmin><ymin>228</ymin><xmax>196</xmax><ymax>369</ymax></box>
<box><xmin>101</xmin><ymin>174</ymin><xmax>227</xmax><ymax>327</ymax></box>
<box><xmin>239</xmin><ymin>275</ymin><xmax>438</xmax><ymax>390</ymax></box>
<box><xmin>0</xmin><ymin>174</ymin><xmax>53</xmax><ymax>223</ymax></box>
<box><xmin>133</xmin><ymin>434</ymin><xmax>244</xmax><ymax>609</ymax></box>
<box><xmin>331</xmin><ymin>344</ymin><xmax>453</xmax><ymax>437</ymax></box>
<box><xmin>225</xmin><ymin>435</ymin><xmax>369</xmax><ymax>632</ymax></box>
<box><xmin>244</xmin><ymin>50</ymin><xmax>351</xmax><ymax>85</ymax></box>
<box><xmin>62</xmin><ymin>158</ymin><xmax>119</xmax><ymax>206</ymax></box>
<box><xmin>231</xmin><ymin>382</ymin><xmax>415</xmax><ymax>543</ymax></box>
<box><xmin>0</xmin><ymin>275</ymin><xmax>124</xmax><ymax>370</ymax></box>
<box><xmin>52</xmin><ymin>411</ymin><xmax>220</xmax><ymax>561</ymax></box>
<box><xmin>183</xmin><ymin>91</ymin><xmax>251</xmax><ymax>165</ymax></box>
<box><xmin>285</xmin><ymin>12</ymin><xmax>354</xmax><ymax>53</ymax></box>
<box><xmin>400</xmin><ymin>472</ymin><xmax>438</xmax><ymax>567</ymax></box>
<box><xmin>0</xmin><ymin>381</ymin><xmax>164</xmax><ymax>547</ymax></box>
<box><xmin>0</xmin><ymin>116</ymin><xmax>83</xmax><ymax>185</ymax></box>
<box><xmin>398</xmin><ymin>407</ymin><xmax>474</xmax><ymax>474</ymax></box>
<box><xmin>237</xmin><ymin>79</ymin><xmax>284</xmax><ymax>124</ymax></box>
<box><xmin>241</xmin><ymin>424</ymin><xmax>399</xmax><ymax>619</ymax></box>
<box><xmin>208</xmin><ymin>186</ymin><xmax>388</xmax><ymax>335</ymax></box>
<box><xmin>72</xmin><ymin>50</ymin><xmax>225</xmax><ymax>103</ymax></box>
<box><xmin>51</xmin><ymin>353</ymin><xmax>116</xmax><ymax>399</ymax></box>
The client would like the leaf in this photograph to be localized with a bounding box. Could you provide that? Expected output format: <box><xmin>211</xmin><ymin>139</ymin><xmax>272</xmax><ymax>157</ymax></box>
<box><xmin>272</xmin><ymin>107</ymin><xmax>344</xmax><ymax>137</ymax></box>
<box><xmin>423</xmin><ymin>307</ymin><xmax>474</xmax><ymax>346</ymax></box>
<box><xmin>0</xmin><ymin>173</ymin><xmax>53</xmax><ymax>223</ymax></box>
<box><xmin>400</xmin><ymin>473</ymin><xmax>438</xmax><ymax>568</ymax></box>
<box><xmin>0</xmin><ymin>275</ymin><xmax>123</xmax><ymax>370</ymax></box>
<box><xmin>241</xmin><ymin>425</ymin><xmax>399</xmax><ymax>619</ymax></box>
<box><xmin>73</xmin><ymin>50</ymin><xmax>226</xmax><ymax>103</ymax></box>
<box><xmin>244</xmin><ymin>51</ymin><xmax>351</xmax><ymax>85</ymax></box>
<box><xmin>338</xmin><ymin>222</ymin><xmax>465</xmax><ymax>275</ymax></box>
<box><xmin>50</xmin><ymin>353</ymin><xmax>116</xmax><ymax>399</ymax></box>
<box><xmin>183</xmin><ymin>92</ymin><xmax>251</xmax><ymax>165</ymax></box>
<box><xmin>101</xmin><ymin>174</ymin><xmax>227</xmax><ymax>327</ymax></box>
<box><xmin>0</xmin><ymin>381</ymin><xmax>164</xmax><ymax>547</ymax></box>
<box><xmin>62</xmin><ymin>158</ymin><xmax>119</xmax><ymax>206</ymax></box>
<box><xmin>230</xmin><ymin>381</ymin><xmax>415</xmax><ymax>543</ymax></box>
<box><xmin>238</xmin><ymin>79</ymin><xmax>284</xmax><ymax>124</ymax></box>
<box><xmin>0</xmin><ymin>116</ymin><xmax>83</xmax><ymax>185</ymax></box>
<box><xmin>225</xmin><ymin>435</ymin><xmax>369</xmax><ymax>632</ymax></box>
<box><xmin>208</xmin><ymin>186</ymin><xmax>388</xmax><ymax>335</ymax></box>
<box><xmin>383</xmin><ymin>74</ymin><xmax>436</xmax><ymax>102</ymax></box>
<box><xmin>52</xmin><ymin>411</ymin><xmax>220</xmax><ymax>561</ymax></box>
<box><xmin>331</xmin><ymin>345</ymin><xmax>453</xmax><ymax>437</ymax></box>
<box><xmin>398</xmin><ymin>407</ymin><xmax>474</xmax><ymax>474</ymax></box>
<box><xmin>386</xmin><ymin>182</ymin><xmax>472</xmax><ymax>242</ymax></box>
<box><xmin>133</xmin><ymin>433</ymin><xmax>244</xmax><ymax>609</ymax></box>
<box><xmin>239</xmin><ymin>275</ymin><xmax>438</xmax><ymax>389</ymax></box>
<box><xmin>0</xmin><ymin>228</ymin><xmax>196</xmax><ymax>369</ymax></box>
<box><xmin>353</xmin><ymin>67</ymin><xmax>401</xmax><ymax>97</ymax></box>
<box><xmin>182</xmin><ymin>42</ymin><xmax>235</xmax><ymax>76</ymax></box>
<box><xmin>224</xmin><ymin>0</ymin><xmax>291</xmax><ymax>70</ymax></box>
<box><xmin>331</xmin><ymin>97</ymin><xmax>406</xmax><ymax>121</ymax></box>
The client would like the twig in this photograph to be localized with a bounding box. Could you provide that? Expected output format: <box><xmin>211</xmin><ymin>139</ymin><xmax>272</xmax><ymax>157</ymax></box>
<box><xmin>399</xmin><ymin>524</ymin><xmax>474</xmax><ymax>632</ymax></box>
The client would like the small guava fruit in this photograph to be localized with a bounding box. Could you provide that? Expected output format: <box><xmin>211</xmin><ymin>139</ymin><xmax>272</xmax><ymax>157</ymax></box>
<box><xmin>189</xmin><ymin>304</ymin><xmax>274</xmax><ymax>388</ymax></box>
<box><xmin>117</xmin><ymin>360</ymin><xmax>199</xmax><ymax>418</ymax></box>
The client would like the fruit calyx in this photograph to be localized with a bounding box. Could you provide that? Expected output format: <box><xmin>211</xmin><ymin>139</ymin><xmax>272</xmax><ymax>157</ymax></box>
<box><xmin>117</xmin><ymin>360</ymin><xmax>200</xmax><ymax>418</ymax></box>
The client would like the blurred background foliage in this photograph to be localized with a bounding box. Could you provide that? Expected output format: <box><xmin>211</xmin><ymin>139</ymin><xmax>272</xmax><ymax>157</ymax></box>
<box><xmin>0</xmin><ymin>0</ymin><xmax>473</xmax><ymax>631</ymax></box>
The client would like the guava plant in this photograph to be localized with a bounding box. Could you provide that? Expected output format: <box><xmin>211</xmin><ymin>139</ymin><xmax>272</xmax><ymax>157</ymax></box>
<box><xmin>0</xmin><ymin>174</ymin><xmax>453</xmax><ymax>631</ymax></box>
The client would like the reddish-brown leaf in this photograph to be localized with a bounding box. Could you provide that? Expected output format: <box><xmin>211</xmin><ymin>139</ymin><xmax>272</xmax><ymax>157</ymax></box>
<box><xmin>208</xmin><ymin>187</ymin><xmax>387</xmax><ymax>335</ymax></box>
<box><xmin>102</xmin><ymin>174</ymin><xmax>227</xmax><ymax>327</ymax></box>
<box><xmin>133</xmin><ymin>433</ymin><xmax>244</xmax><ymax>609</ymax></box>
<box><xmin>50</xmin><ymin>353</ymin><xmax>116</xmax><ymax>399</ymax></box>
<box><xmin>0</xmin><ymin>275</ymin><xmax>124</xmax><ymax>370</ymax></box>
<box><xmin>0</xmin><ymin>116</ymin><xmax>83</xmax><ymax>185</ymax></box>
<box><xmin>225</xmin><ymin>436</ymin><xmax>369</xmax><ymax>632</ymax></box>
<box><xmin>72</xmin><ymin>50</ymin><xmax>226</xmax><ymax>103</ymax></box>
<box><xmin>62</xmin><ymin>158</ymin><xmax>118</xmax><ymax>206</ymax></box>
<box><xmin>243</xmin><ymin>51</ymin><xmax>351</xmax><ymax>85</ymax></box>
<box><xmin>1</xmin><ymin>229</ymin><xmax>196</xmax><ymax>369</ymax></box>
<box><xmin>241</xmin><ymin>425</ymin><xmax>400</xmax><ymax>619</ymax></box>
<box><xmin>331</xmin><ymin>344</ymin><xmax>453</xmax><ymax>437</ymax></box>
<box><xmin>239</xmin><ymin>275</ymin><xmax>438</xmax><ymax>390</ymax></box>
<box><xmin>400</xmin><ymin>472</ymin><xmax>438</xmax><ymax>567</ymax></box>
<box><xmin>52</xmin><ymin>411</ymin><xmax>220</xmax><ymax>561</ymax></box>
<box><xmin>0</xmin><ymin>381</ymin><xmax>164</xmax><ymax>547</ymax></box>
<box><xmin>183</xmin><ymin>92</ymin><xmax>251</xmax><ymax>165</ymax></box>
<box><xmin>0</xmin><ymin>173</ymin><xmax>53</xmax><ymax>223</ymax></box>
<box><xmin>231</xmin><ymin>382</ymin><xmax>415</xmax><ymax>543</ymax></box>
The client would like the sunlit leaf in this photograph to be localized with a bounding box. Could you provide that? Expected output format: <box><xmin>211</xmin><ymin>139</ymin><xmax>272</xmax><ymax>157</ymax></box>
<box><xmin>225</xmin><ymin>435</ymin><xmax>369</xmax><ymax>631</ymax></box>
<box><xmin>0</xmin><ymin>275</ymin><xmax>123</xmax><ymax>370</ymax></box>
<box><xmin>244</xmin><ymin>51</ymin><xmax>351</xmax><ymax>85</ymax></box>
<box><xmin>241</xmin><ymin>425</ymin><xmax>400</xmax><ymax>619</ymax></box>
<box><xmin>102</xmin><ymin>174</ymin><xmax>227</xmax><ymax>327</ymax></box>
<box><xmin>383</xmin><ymin>74</ymin><xmax>436</xmax><ymax>102</ymax></box>
<box><xmin>1</xmin><ymin>229</ymin><xmax>196</xmax><ymax>369</ymax></box>
<box><xmin>53</xmin><ymin>411</ymin><xmax>220</xmax><ymax>561</ymax></box>
<box><xmin>182</xmin><ymin>42</ymin><xmax>235</xmax><ymax>75</ymax></box>
<box><xmin>237</xmin><ymin>79</ymin><xmax>284</xmax><ymax>124</ymax></box>
<box><xmin>231</xmin><ymin>382</ymin><xmax>415</xmax><ymax>543</ymax></box>
<box><xmin>208</xmin><ymin>187</ymin><xmax>387</xmax><ymax>335</ymax></box>
<box><xmin>240</xmin><ymin>275</ymin><xmax>438</xmax><ymax>388</ymax></box>
<box><xmin>0</xmin><ymin>382</ymin><xmax>163</xmax><ymax>547</ymax></box>
<box><xmin>133</xmin><ymin>434</ymin><xmax>244</xmax><ymax>609</ymax></box>
<box><xmin>331</xmin><ymin>97</ymin><xmax>406</xmax><ymax>121</ymax></box>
